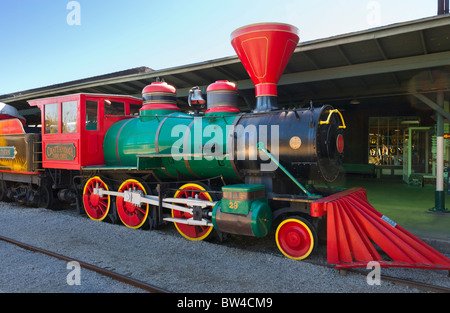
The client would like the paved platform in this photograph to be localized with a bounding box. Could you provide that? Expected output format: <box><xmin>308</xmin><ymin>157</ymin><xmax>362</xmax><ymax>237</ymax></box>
<box><xmin>331</xmin><ymin>176</ymin><xmax>450</xmax><ymax>253</ymax></box>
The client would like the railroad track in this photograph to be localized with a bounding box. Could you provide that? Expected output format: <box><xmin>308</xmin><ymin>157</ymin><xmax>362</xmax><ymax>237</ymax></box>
<box><xmin>1</xmin><ymin>232</ymin><xmax>448</xmax><ymax>293</ymax></box>
<box><xmin>0</xmin><ymin>234</ymin><xmax>171</xmax><ymax>293</ymax></box>
<box><xmin>302</xmin><ymin>259</ymin><xmax>450</xmax><ymax>293</ymax></box>
<box><xmin>223</xmin><ymin>236</ymin><xmax>450</xmax><ymax>293</ymax></box>
<box><xmin>374</xmin><ymin>272</ymin><xmax>450</xmax><ymax>293</ymax></box>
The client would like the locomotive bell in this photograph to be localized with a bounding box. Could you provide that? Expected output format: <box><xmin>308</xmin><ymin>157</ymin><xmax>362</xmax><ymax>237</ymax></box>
<box><xmin>188</xmin><ymin>86</ymin><xmax>205</xmax><ymax>105</ymax></box>
<box><xmin>188</xmin><ymin>86</ymin><xmax>206</xmax><ymax>114</ymax></box>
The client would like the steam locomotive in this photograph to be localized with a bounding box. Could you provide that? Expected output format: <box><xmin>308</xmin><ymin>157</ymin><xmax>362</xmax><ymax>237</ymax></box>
<box><xmin>0</xmin><ymin>23</ymin><xmax>346</xmax><ymax>260</ymax></box>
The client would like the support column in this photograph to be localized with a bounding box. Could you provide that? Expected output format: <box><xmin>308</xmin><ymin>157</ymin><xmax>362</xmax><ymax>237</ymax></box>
<box><xmin>432</xmin><ymin>91</ymin><xmax>447</xmax><ymax>212</ymax></box>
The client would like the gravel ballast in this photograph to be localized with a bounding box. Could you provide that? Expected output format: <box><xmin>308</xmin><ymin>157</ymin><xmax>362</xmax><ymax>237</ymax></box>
<box><xmin>0</xmin><ymin>201</ymin><xmax>449</xmax><ymax>293</ymax></box>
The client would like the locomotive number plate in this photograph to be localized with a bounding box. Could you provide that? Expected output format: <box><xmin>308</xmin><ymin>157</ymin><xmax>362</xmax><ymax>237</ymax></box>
<box><xmin>222</xmin><ymin>199</ymin><xmax>250</xmax><ymax>215</ymax></box>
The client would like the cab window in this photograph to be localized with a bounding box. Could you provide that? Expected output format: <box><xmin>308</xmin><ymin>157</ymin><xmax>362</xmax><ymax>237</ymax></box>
<box><xmin>130</xmin><ymin>103</ymin><xmax>141</xmax><ymax>115</ymax></box>
<box><xmin>44</xmin><ymin>103</ymin><xmax>58</xmax><ymax>134</ymax></box>
<box><xmin>86</xmin><ymin>100</ymin><xmax>98</xmax><ymax>130</ymax></box>
<box><xmin>62</xmin><ymin>101</ymin><xmax>78</xmax><ymax>133</ymax></box>
<box><xmin>105</xmin><ymin>100</ymin><xmax>124</xmax><ymax>115</ymax></box>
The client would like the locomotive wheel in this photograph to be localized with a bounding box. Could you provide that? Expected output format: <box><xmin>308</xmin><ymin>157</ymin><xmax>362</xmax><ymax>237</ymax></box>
<box><xmin>172</xmin><ymin>183</ymin><xmax>215</xmax><ymax>241</ymax></box>
<box><xmin>83</xmin><ymin>176</ymin><xmax>111</xmax><ymax>222</ymax></box>
<box><xmin>36</xmin><ymin>185</ymin><xmax>53</xmax><ymax>210</ymax></box>
<box><xmin>116</xmin><ymin>179</ymin><xmax>150</xmax><ymax>229</ymax></box>
<box><xmin>275</xmin><ymin>216</ymin><xmax>317</xmax><ymax>260</ymax></box>
<box><xmin>0</xmin><ymin>181</ymin><xmax>9</xmax><ymax>202</ymax></box>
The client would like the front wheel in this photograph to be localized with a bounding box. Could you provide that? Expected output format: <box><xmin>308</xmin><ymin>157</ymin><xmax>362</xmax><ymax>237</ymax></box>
<box><xmin>275</xmin><ymin>216</ymin><xmax>317</xmax><ymax>260</ymax></box>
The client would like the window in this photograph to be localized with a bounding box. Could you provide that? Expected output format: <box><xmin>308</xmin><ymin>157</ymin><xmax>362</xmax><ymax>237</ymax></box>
<box><xmin>105</xmin><ymin>100</ymin><xmax>124</xmax><ymax>115</ymax></box>
<box><xmin>62</xmin><ymin>101</ymin><xmax>78</xmax><ymax>133</ymax></box>
<box><xmin>368</xmin><ymin>117</ymin><xmax>416</xmax><ymax>166</ymax></box>
<box><xmin>44</xmin><ymin>103</ymin><xmax>58</xmax><ymax>134</ymax></box>
<box><xmin>129</xmin><ymin>103</ymin><xmax>141</xmax><ymax>115</ymax></box>
<box><xmin>86</xmin><ymin>100</ymin><xmax>98</xmax><ymax>130</ymax></box>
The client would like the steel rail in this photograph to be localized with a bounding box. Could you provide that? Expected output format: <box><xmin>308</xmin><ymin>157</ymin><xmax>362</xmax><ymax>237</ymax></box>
<box><xmin>2</xmin><ymin>230</ymin><xmax>448</xmax><ymax>293</ymax></box>
<box><xmin>375</xmin><ymin>273</ymin><xmax>450</xmax><ymax>293</ymax></box>
<box><xmin>302</xmin><ymin>259</ymin><xmax>450</xmax><ymax>293</ymax></box>
<box><xmin>0</xmin><ymin>234</ymin><xmax>171</xmax><ymax>293</ymax></box>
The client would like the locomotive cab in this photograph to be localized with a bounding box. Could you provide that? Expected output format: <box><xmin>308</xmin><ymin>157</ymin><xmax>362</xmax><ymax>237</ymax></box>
<box><xmin>28</xmin><ymin>93</ymin><xmax>142</xmax><ymax>170</ymax></box>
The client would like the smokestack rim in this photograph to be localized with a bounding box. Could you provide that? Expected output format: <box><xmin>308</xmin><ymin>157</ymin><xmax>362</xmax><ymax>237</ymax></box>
<box><xmin>230</xmin><ymin>22</ymin><xmax>299</xmax><ymax>40</ymax></box>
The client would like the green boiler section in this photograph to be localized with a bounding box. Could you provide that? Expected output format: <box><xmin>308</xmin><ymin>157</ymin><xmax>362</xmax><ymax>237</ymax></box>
<box><xmin>103</xmin><ymin>112</ymin><xmax>240</xmax><ymax>181</ymax></box>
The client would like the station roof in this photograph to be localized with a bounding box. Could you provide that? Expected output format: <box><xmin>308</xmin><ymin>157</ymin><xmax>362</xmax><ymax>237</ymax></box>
<box><xmin>1</xmin><ymin>14</ymin><xmax>450</xmax><ymax>124</ymax></box>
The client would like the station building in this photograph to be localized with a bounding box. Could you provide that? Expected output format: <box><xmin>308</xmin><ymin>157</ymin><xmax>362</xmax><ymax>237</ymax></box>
<box><xmin>1</xmin><ymin>14</ymin><xmax>450</xmax><ymax>203</ymax></box>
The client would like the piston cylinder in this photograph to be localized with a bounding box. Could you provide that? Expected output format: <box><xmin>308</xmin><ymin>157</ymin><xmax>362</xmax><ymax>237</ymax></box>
<box><xmin>212</xmin><ymin>184</ymin><xmax>272</xmax><ymax>237</ymax></box>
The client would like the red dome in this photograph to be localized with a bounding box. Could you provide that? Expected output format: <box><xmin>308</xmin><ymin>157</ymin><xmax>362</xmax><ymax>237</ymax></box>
<box><xmin>205</xmin><ymin>80</ymin><xmax>240</xmax><ymax>115</ymax></box>
<box><xmin>206</xmin><ymin>80</ymin><xmax>237</xmax><ymax>92</ymax></box>
<box><xmin>142</xmin><ymin>81</ymin><xmax>176</xmax><ymax>94</ymax></box>
<box><xmin>141</xmin><ymin>82</ymin><xmax>179</xmax><ymax>113</ymax></box>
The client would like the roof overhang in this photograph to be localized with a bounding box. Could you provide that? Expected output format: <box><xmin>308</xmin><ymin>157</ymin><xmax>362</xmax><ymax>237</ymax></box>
<box><xmin>1</xmin><ymin>14</ymin><xmax>450</xmax><ymax>124</ymax></box>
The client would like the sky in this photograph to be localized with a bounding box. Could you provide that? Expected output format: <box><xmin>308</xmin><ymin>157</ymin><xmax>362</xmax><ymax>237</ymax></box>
<box><xmin>0</xmin><ymin>0</ymin><xmax>439</xmax><ymax>95</ymax></box>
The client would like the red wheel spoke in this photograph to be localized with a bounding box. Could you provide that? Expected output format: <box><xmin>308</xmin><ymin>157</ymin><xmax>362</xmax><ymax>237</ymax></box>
<box><xmin>135</xmin><ymin>206</ymin><xmax>146</xmax><ymax>215</ymax></box>
<box><xmin>97</xmin><ymin>205</ymin><xmax>106</xmax><ymax>214</ymax></box>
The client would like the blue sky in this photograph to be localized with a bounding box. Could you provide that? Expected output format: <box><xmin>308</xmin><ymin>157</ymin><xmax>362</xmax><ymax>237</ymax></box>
<box><xmin>0</xmin><ymin>0</ymin><xmax>438</xmax><ymax>95</ymax></box>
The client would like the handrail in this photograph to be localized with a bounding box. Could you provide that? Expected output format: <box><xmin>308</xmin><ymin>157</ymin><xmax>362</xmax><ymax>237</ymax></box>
<box><xmin>319</xmin><ymin>109</ymin><xmax>346</xmax><ymax>129</ymax></box>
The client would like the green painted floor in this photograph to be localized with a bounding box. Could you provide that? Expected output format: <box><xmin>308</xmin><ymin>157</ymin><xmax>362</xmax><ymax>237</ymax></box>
<box><xmin>330</xmin><ymin>176</ymin><xmax>450</xmax><ymax>241</ymax></box>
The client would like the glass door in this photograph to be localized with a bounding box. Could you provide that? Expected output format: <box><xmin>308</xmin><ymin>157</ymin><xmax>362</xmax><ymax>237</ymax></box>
<box><xmin>405</xmin><ymin>127</ymin><xmax>432</xmax><ymax>179</ymax></box>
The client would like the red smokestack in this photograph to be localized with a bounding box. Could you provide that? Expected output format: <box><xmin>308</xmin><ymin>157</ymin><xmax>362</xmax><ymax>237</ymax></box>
<box><xmin>231</xmin><ymin>23</ymin><xmax>299</xmax><ymax>112</ymax></box>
